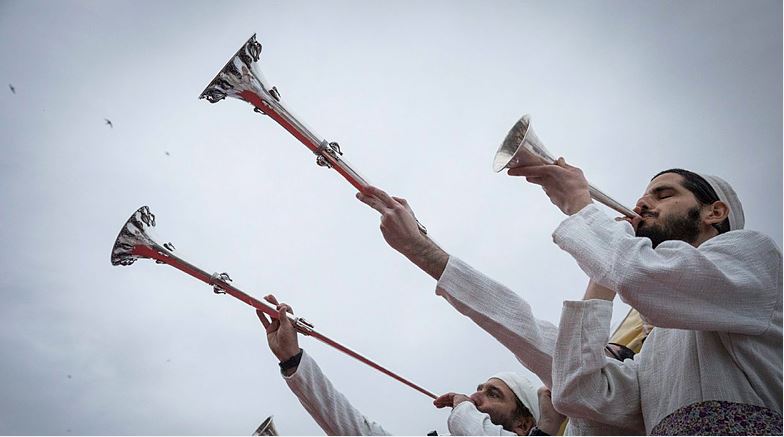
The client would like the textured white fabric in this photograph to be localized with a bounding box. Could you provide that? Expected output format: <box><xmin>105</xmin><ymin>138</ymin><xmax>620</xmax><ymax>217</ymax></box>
<box><xmin>490</xmin><ymin>372</ymin><xmax>540</xmax><ymax>424</ymax></box>
<box><xmin>284</xmin><ymin>350</ymin><xmax>391</xmax><ymax>436</ymax></box>
<box><xmin>551</xmin><ymin>204</ymin><xmax>782</xmax><ymax>434</ymax></box>
<box><xmin>284</xmin><ymin>350</ymin><xmax>523</xmax><ymax>436</ymax></box>
<box><xmin>698</xmin><ymin>173</ymin><xmax>745</xmax><ymax>230</ymax></box>
<box><xmin>447</xmin><ymin>401</ymin><xmax>518</xmax><ymax>436</ymax></box>
<box><xmin>437</xmin><ymin>257</ymin><xmax>643</xmax><ymax>435</ymax></box>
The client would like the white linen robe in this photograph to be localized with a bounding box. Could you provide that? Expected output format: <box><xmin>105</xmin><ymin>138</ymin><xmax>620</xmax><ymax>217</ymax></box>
<box><xmin>284</xmin><ymin>349</ymin><xmax>522</xmax><ymax>435</ymax></box>
<box><xmin>550</xmin><ymin>204</ymin><xmax>782</xmax><ymax>434</ymax></box>
<box><xmin>436</xmin><ymin>257</ymin><xmax>643</xmax><ymax>435</ymax></box>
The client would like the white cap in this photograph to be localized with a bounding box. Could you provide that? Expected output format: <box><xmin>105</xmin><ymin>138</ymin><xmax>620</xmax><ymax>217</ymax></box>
<box><xmin>698</xmin><ymin>173</ymin><xmax>745</xmax><ymax>230</ymax></box>
<box><xmin>490</xmin><ymin>372</ymin><xmax>540</xmax><ymax>424</ymax></box>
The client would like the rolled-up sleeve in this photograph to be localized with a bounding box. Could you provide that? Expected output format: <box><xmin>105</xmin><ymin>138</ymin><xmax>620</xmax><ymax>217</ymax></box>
<box><xmin>551</xmin><ymin>300</ymin><xmax>645</xmax><ymax>431</ymax></box>
<box><xmin>552</xmin><ymin>204</ymin><xmax>781</xmax><ymax>334</ymax></box>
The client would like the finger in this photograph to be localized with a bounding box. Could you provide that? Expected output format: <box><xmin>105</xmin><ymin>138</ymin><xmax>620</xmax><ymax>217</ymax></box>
<box><xmin>392</xmin><ymin>196</ymin><xmax>408</xmax><ymax>206</ymax></box>
<box><xmin>265</xmin><ymin>294</ymin><xmax>280</xmax><ymax>306</ymax></box>
<box><xmin>525</xmin><ymin>176</ymin><xmax>547</xmax><ymax>186</ymax></box>
<box><xmin>277</xmin><ymin>303</ymin><xmax>294</xmax><ymax>315</ymax></box>
<box><xmin>507</xmin><ymin>165</ymin><xmax>552</xmax><ymax>177</ymax></box>
<box><xmin>356</xmin><ymin>192</ymin><xmax>387</xmax><ymax>214</ymax></box>
<box><xmin>277</xmin><ymin>306</ymin><xmax>293</xmax><ymax>328</ymax></box>
<box><xmin>256</xmin><ymin>309</ymin><xmax>271</xmax><ymax>329</ymax></box>
<box><xmin>364</xmin><ymin>186</ymin><xmax>398</xmax><ymax>209</ymax></box>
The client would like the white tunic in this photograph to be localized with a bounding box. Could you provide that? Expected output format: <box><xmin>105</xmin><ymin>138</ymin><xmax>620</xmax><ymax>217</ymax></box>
<box><xmin>550</xmin><ymin>204</ymin><xmax>782</xmax><ymax>434</ymax></box>
<box><xmin>284</xmin><ymin>349</ymin><xmax>522</xmax><ymax>435</ymax></box>
<box><xmin>437</xmin><ymin>257</ymin><xmax>642</xmax><ymax>435</ymax></box>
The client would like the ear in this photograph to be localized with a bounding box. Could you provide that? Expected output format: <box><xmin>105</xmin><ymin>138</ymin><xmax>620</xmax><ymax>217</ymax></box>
<box><xmin>512</xmin><ymin>415</ymin><xmax>535</xmax><ymax>436</ymax></box>
<box><xmin>703</xmin><ymin>200</ymin><xmax>730</xmax><ymax>226</ymax></box>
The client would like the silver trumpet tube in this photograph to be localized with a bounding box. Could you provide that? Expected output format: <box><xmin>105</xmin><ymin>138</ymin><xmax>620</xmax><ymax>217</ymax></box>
<box><xmin>493</xmin><ymin>114</ymin><xmax>638</xmax><ymax>218</ymax></box>
<box><xmin>110</xmin><ymin>206</ymin><xmax>436</xmax><ymax>400</ymax></box>
<box><xmin>199</xmin><ymin>34</ymin><xmax>426</xmax><ymax>234</ymax></box>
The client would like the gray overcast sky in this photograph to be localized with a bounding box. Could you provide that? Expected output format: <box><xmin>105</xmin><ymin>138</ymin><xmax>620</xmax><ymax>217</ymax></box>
<box><xmin>0</xmin><ymin>0</ymin><xmax>781</xmax><ymax>435</ymax></box>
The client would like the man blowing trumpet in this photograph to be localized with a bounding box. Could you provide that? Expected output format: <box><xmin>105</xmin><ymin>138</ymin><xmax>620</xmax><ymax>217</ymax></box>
<box><xmin>256</xmin><ymin>294</ymin><xmax>568</xmax><ymax>436</ymax></box>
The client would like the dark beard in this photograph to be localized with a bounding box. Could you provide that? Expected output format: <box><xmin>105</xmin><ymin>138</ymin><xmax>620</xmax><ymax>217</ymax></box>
<box><xmin>636</xmin><ymin>206</ymin><xmax>701</xmax><ymax>248</ymax></box>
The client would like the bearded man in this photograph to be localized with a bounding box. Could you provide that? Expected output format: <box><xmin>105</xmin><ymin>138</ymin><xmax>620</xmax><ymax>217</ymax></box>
<box><xmin>256</xmin><ymin>294</ymin><xmax>565</xmax><ymax>436</ymax></box>
<box><xmin>510</xmin><ymin>161</ymin><xmax>782</xmax><ymax>434</ymax></box>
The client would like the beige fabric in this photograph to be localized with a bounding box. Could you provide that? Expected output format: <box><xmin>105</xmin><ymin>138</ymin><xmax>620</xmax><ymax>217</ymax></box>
<box><xmin>437</xmin><ymin>257</ymin><xmax>642</xmax><ymax>435</ymax></box>
<box><xmin>551</xmin><ymin>204</ymin><xmax>782</xmax><ymax>434</ymax></box>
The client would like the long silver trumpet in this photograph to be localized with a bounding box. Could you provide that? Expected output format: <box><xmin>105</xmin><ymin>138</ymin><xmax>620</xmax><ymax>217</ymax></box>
<box><xmin>493</xmin><ymin>114</ymin><xmax>638</xmax><ymax>218</ymax></box>
<box><xmin>110</xmin><ymin>206</ymin><xmax>436</xmax><ymax>400</ymax></box>
<box><xmin>199</xmin><ymin>34</ymin><xmax>426</xmax><ymax>234</ymax></box>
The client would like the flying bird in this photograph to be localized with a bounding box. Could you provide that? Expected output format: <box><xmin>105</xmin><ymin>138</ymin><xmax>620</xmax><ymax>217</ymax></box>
<box><xmin>8</xmin><ymin>84</ymin><xmax>15</xmax><ymax>94</ymax></box>
<box><xmin>104</xmin><ymin>118</ymin><xmax>113</xmax><ymax>128</ymax></box>
<box><xmin>165</xmin><ymin>151</ymin><xmax>170</xmax><ymax>156</ymax></box>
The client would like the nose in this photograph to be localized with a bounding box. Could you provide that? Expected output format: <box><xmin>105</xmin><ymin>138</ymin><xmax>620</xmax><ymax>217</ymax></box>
<box><xmin>635</xmin><ymin>195</ymin><xmax>651</xmax><ymax>214</ymax></box>
<box><xmin>469</xmin><ymin>392</ymin><xmax>483</xmax><ymax>406</ymax></box>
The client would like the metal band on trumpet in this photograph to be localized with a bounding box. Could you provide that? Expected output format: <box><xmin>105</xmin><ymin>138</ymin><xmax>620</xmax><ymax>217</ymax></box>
<box><xmin>111</xmin><ymin>206</ymin><xmax>436</xmax><ymax>399</ymax></box>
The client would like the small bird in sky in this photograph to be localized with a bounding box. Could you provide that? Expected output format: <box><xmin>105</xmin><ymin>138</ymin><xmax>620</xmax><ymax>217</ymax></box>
<box><xmin>8</xmin><ymin>84</ymin><xmax>15</xmax><ymax>94</ymax></box>
<box><xmin>104</xmin><ymin>118</ymin><xmax>113</xmax><ymax>128</ymax></box>
<box><xmin>165</xmin><ymin>151</ymin><xmax>170</xmax><ymax>156</ymax></box>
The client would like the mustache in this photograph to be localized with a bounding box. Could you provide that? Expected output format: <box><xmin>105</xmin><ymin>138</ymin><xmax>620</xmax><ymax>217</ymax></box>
<box><xmin>639</xmin><ymin>210</ymin><xmax>659</xmax><ymax>218</ymax></box>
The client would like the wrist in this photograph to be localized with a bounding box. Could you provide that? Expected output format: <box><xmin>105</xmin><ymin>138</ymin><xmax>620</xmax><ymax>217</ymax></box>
<box><xmin>568</xmin><ymin>196</ymin><xmax>592</xmax><ymax>215</ymax></box>
<box><xmin>278</xmin><ymin>348</ymin><xmax>303</xmax><ymax>375</ymax></box>
<box><xmin>535</xmin><ymin>419</ymin><xmax>561</xmax><ymax>436</ymax></box>
<box><xmin>405</xmin><ymin>238</ymin><xmax>449</xmax><ymax>280</ymax></box>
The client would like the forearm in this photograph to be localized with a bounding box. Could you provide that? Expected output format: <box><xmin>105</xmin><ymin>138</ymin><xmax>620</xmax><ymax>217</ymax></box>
<box><xmin>551</xmin><ymin>300</ymin><xmax>643</xmax><ymax>428</ymax></box>
<box><xmin>582</xmin><ymin>279</ymin><xmax>615</xmax><ymax>301</ymax></box>
<box><xmin>284</xmin><ymin>351</ymin><xmax>390</xmax><ymax>436</ymax></box>
<box><xmin>554</xmin><ymin>205</ymin><xmax>780</xmax><ymax>333</ymax></box>
<box><xmin>436</xmin><ymin>257</ymin><xmax>559</xmax><ymax>387</ymax></box>
<box><xmin>404</xmin><ymin>237</ymin><xmax>450</xmax><ymax>280</ymax></box>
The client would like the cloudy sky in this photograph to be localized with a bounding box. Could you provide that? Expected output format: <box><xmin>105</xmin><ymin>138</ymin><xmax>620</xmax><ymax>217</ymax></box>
<box><xmin>0</xmin><ymin>0</ymin><xmax>781</xmax><ymax>435</ymax></box>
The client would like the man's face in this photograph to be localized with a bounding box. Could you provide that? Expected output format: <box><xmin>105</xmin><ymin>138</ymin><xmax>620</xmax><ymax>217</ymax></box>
<box><xmin>634</xmin><ymin>173</ymin><xmax>704</xmax><ymax>248</ymax></box>
<box><xmin>469</xmin><ymin>378</ymin><xmax>527</xmax><ymax>432</ymax></box>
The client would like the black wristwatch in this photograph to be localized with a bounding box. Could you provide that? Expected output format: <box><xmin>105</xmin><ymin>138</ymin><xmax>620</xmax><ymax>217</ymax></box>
<box><xmin>279</xmin><ymin>348</ymin><xmax>304</xmax><ymax>372</ymax></box>
<box><xmin>528</xmin><ymin>426</ymin><xmax>550</xmax><ymax>436</ymax></box>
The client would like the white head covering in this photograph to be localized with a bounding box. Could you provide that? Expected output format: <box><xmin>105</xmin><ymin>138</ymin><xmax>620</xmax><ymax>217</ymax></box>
<box><xmin>697</xmin><ymin>173</ymin><xmax>745</xmax><ymax>230</ymax></box>
<box><xmin>490</xmin><ymin>372</ymin><xmax>540</xmax><ymax>424</ymax></box>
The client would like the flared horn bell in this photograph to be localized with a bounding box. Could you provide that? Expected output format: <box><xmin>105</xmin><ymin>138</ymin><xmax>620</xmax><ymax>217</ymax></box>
<box><xmin>493</xmin><ymin>114</ymin><xmax>556</xmax><ymax>172</ymax></box>
<box><xmin>253</xmin><ymin>416</ymin><xmax>279</xmax><ymax>436</ymax></box>
<box><xmin>111</xmin><ymin>206</ymin><xmax>160</xmax><ymax>266</ymax></box>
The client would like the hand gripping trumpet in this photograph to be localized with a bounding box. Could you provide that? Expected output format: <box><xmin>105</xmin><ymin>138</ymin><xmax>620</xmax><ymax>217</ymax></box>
<box><xmin>494</xmin><ymin>114</ymin><xmax>639</xmax><ymax>218</ymax></box>
<box><xmin>110</xmin><ymin>206</ymin><xmax>436</xmax><ymax>399</ymax></box>
<box><xmin>199</xmin><ymin>34</ymin><xmax>426</xmax><ymax>235</ymax></box>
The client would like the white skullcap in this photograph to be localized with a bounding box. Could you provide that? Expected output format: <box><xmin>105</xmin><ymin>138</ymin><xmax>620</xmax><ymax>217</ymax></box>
<box><xmin>697</xmin><ymin>173</ymin><xmax>745</xmax><ymax>230</ymax></box>
<box><xmin>490</xmin><ymin>372</ymin><xmax>540</xmax><ymax>424</ymax></box>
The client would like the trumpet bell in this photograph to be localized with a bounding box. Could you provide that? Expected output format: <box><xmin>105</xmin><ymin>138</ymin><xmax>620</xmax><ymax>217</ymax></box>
<box><xmin>253</xmin><ymin>416</ymin><xmax>279</xmax><ymax>436</ymax></box>
<box><xmin>492</xmin><ymin>114</ymin><xmax>556</xmax><ymax>172</ymax></box>
<box><xmin>110</xmin><ymin>206</ymin><xmax>158</xmax><ymax>266</ymax></box>
<box><xmin>199</xmin><ymin>34</ymin><xmax>276</xmax><ymax>107</ymax></box>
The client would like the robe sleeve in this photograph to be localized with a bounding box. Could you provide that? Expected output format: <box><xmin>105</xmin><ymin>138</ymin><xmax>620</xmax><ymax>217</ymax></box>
<box><xmin>436</xmin><ymin>256</ymin><xmax>559</xmax><ymax>387</ymax></box>
<box><xmin>551</xmin><ymin>300</ymin><xmax>645</xmax><ymax>431</ymax></box>
<box><xmin>283</xmin><ymin>350</ymin><xmax>391</xmax><ymax>436</ymax></box>
<box><xmin>552</xmin><ymin>204</ymin><xmax>782</xmax><ymax>334</ymax></box>
<box><xmin>447</xmin><ymin>401</ymin><xmax>519</xmax><ymax>436</ymax></box>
